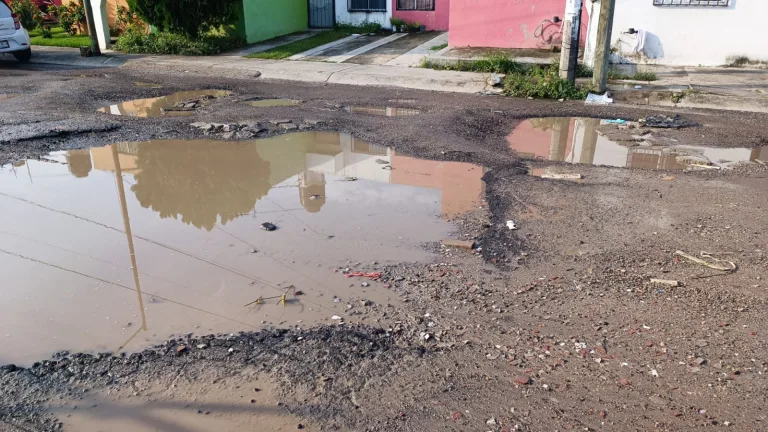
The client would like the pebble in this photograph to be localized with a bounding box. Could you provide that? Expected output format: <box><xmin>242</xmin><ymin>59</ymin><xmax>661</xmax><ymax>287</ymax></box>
<box><xmin>513</xmin><ymin>375</ymin><xmax>530</xmax><ymax>385</ymax></box>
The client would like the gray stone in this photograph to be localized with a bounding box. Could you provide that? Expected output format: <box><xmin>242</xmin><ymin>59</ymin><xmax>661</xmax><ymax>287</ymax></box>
<box><xmin>270</xmin><ymin>119</ymin><xmax>292</xmax><ymax>125</ymax></box>
<box><xmin>279</xmin><ymin>123</ymin><xmax>298</xmax><ymax>130</ymax></box>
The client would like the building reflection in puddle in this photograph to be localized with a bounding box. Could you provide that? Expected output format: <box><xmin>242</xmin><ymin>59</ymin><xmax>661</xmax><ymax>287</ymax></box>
<box><xmin>97</xmin><ymin>90</ymin><xmax>232</xmax><ymax>118</ymax></box>
<box><xmin>508</xmin><ymin>117</ymin><xmax>767</xmax><ymax>173</ymax></box>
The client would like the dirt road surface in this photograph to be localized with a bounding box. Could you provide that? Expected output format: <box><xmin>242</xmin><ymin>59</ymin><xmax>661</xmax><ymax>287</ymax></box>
<box><xmin>1</xmin><ymin>61</ymin><xmax>768</xmax><ymax>432</ymax></box>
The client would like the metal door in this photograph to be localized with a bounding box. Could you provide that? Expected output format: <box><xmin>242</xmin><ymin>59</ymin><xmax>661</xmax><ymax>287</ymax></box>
<box><xmin>309</xmin><ymin>0</ymin><xmax>335</xmax><ymax>28</ymax></box>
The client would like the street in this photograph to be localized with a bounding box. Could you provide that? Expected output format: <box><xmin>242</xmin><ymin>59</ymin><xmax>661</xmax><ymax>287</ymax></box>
<box><xmin>1</xmin><ymin>60</ymin><xmax>768</xmax><ymax>432</ymax></box>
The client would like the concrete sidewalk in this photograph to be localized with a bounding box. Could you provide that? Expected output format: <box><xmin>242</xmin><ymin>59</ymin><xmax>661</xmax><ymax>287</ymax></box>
<box><xmin>16</xmin><ymin>46</ymin><xmax>768</xmax><ymax>112</ymax></box>
<box><xmin>19</xmin><ymin>46</ymin><xmax>489</xmax><ymax>93</ymax></box>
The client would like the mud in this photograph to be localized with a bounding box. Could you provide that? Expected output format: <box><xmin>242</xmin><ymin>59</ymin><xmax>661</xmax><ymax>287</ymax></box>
<box><xmin>1</xmin><ymin>64</ymin><xmax>768</xmax><ymax>432</ymax></box>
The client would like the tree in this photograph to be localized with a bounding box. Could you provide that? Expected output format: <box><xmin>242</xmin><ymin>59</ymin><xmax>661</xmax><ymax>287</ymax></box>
<box><xmin>126</xmin><ymin>0</ymin><xmax>240</xmax><ymax>38</ymax></box>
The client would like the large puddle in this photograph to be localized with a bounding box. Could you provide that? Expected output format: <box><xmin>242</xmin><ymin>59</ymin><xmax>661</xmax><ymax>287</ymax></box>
<box><xmin>97</xmin><ymin>90</ymin><xmax>232</xmax><ymax>118</ymax></box>
<box><xmin>508</xmin><ymin>117</ymin><xmax>767</xmax><ymax>171</ymax></box>
<box><xmin>0</xmin><ymin>132</ymin><xmax>485</xmax><ymax>365</ymax></box>
<box><xmin>343</xmin><ymin>106</ymin><xmax>420</xmax><ymax>117</ymax></box>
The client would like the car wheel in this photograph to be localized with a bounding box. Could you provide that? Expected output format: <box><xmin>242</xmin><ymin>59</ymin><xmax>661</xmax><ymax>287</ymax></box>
<box><xmin>13</xmin><ymin>48</ymin><xmax>32</xmax><ymax>63</ymax></box>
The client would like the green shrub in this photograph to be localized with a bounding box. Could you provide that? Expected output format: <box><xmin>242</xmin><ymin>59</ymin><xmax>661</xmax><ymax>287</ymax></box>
<box><xmin>115</xmin><ymin>27</ymin><xmax>244</xmax><ymax>56</ymax></box>
<box><xmin>54</xmin><ymin>1</ymin><xmax>85</xmax><ymax>36</ymax></box>
<box><xmin>335</xmin><ymin>21</ymin><xmax>382</xmax><ymax>34</ymax></box>
<box><xmin>389</xmin><ymin>17</ymin><xmax>406</xmax><ymax>29</ymax></box>
<box><xmin>40</xmin><ymin>25</ymin><xmax>52</xmax><ymax>38</ymax></box>
<box><xmin>8</xmin><ymin>0</ymin><xmax>41</xmax><ymax>30</ymax></box>
<box><xmin>126</xmin><ymin>0</ymin><xmax>240</xmax><ymax>38</ymax></box>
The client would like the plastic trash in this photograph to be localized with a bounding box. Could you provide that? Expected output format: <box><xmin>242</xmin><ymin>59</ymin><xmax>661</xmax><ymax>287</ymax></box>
<box><xmin>260</xmin><ymin>222</ymin><xmax>277</xmax><ymax>231</ymax></box>
<box><xmin>585</xmin><ymin>93</ymin><xmax>613</xmax><ymax>104</ymax></box>
<box><xmin>601</xmin><ymin>119</ymin><xmax>627</xmax><ymax>125</ymax></box>
<box><xmin>506</xmin><ymin>220</ymin><xmax>517</xmax><ymax>230</ymax></box>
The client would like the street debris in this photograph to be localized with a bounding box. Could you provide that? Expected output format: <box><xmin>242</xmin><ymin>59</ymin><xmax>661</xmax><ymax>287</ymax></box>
<box><xmin>650</xmin><ymin>278</ymin><xmax>681</xmax><ymax>287</ymax></box>
<box><xmin>344</xmin><ymin>272</ymin><xmax>381</xmax><ymax>280</ymax></box>
<box><xmin>640</xmin><ymin>114</ymin><xmax>694</xmax><ymax>129</ymax></box>
<box><xmin>190</xmin><ymin>121</ymin><xmax>266</xmax><ymax>139</ymax></box>
<box><xmin>441</xmin><ymin>239</ymin><xmax>476</xmax><ymax>250</ymax></box>
<box><xmin>261</xmin><ymin>222</ymin><xmax>278</xmax><ymax>231</ymax></box>
<box><xmin>675</xmin><ymin>250</ymin><xmax>737</xmax><ymax>272</ymax></box>
<box><xmin>541</xmin><ymin>173</ymin><xmax>583</xmax><ymax>180</ymax></box>
<box><xmin>585</xmin><ymin>93</ymin><xmax>613</xmax><ymax>104</ymax></box>
<box><xmin>602</xmin><ymin>119</ymin><xmax>627</xmax><ymax>125</ymax></box>
<box><xmin>506</xmin><ymin>220</ymin><xmax>517</xmax><ymax>230</ymax></box>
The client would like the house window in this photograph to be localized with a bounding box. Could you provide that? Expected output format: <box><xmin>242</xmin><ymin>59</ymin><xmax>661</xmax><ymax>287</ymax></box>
<box><xmin>653</xmin><ymin>0</ymin><xmax>728</xmax><ymax>6</ymax></box>
<box><xmin>348</xmin><ymin>0</ymin><xmax>387</xmax><ymax>12</ymax></box>
<box><xmin>397</xmin><ymin>0</ymin><xmax>435</xmax><ymax>11</ymax></box>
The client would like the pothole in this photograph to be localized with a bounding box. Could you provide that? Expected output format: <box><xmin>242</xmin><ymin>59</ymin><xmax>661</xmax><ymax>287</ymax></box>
<box><xmin>343</xmin><ymin>106</ymin><xmax>420</xmax><ymax>117</ymax></box>
<box><xmin>97</xmin><ymin>90</ymin><xmax>232</xmax><ymax>118</ymax></box>
<box><xmin>509</xmin><ymin>117</ymin><xmax>767</xmax><ymax>171</ymax></box>
<box><xmin>0</xmin><ymin>131</ymin><xmax>485</xmax><ymax>365</ymax></box>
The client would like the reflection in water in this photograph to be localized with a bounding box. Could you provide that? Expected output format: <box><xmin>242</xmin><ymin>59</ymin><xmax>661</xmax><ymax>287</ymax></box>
<box><xmin>343</xmin><ymin>106</ymin><xmax>420</xmax><ymax>117</ymax></box>
<box><xmin>130</xmin><ymin>141</ymin><xmax>272</xmax><ymax>231</ymax></box>
<box><xmin>97</xmin><ymin>90</ymin><xmax>232</xmax><ymax>118</ymax></box>
<box><xmin>509</xmin><ymin>117</ymin><xmax>768</xmax><ymax>171</ymax></box>
<box><xmin>65</xmin><ymin>149</ymin><xmax>93</xmax><ymax>178</ymax></box>
<box><xmin>0</xmin><ymin>132</ymin><xmax>485</xmax><ymax>365</ymax></box>
<box><xmin>246</xmin><ymin>99</ymin><xmax>301</xmax><ymax>107</ymax></box>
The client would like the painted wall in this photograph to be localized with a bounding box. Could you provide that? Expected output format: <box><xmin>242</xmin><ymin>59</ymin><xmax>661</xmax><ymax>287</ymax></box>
<box><xmin>336</xmin><ymin>0</ymin><xmax>392</xmax><ymax>28</ymax></box>
<box><xmin>392</xmin><ymin>0</ymin><xmax>450</xmax><ymax>31</ymax></box>
<box><xmin>449</xmin><ymin>0</ymin><xmax>590</xmax><ymax>49</ymax></box>
<box><xmin>609</xmin><ymin>0</ymin><xmax>768</xmax><ymax>66</ymax></box>
<box><xmin>242</xmin><ymin>0</ymin><xmax>308</xmax><ymax>44</ymax></box>
<box><xmin>62</xmin><ymin>0</ymin><xmax>126</xmax><ymax>28</ymax></box>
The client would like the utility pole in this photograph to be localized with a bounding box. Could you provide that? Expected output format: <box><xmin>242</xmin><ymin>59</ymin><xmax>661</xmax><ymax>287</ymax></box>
<box><xmin>82</xmin><ymin>0</ymin><xmax>101</xmax><ymax>56</ymax></box>
<box><xmin>592</xmin><ymin>0</ymin><xmax>616</xmax><ymax>92</ymax></box>
<box><xmin>559</xmin><ymin>0</ymin><xmax>583</xmax><ymax>83</ymax></box>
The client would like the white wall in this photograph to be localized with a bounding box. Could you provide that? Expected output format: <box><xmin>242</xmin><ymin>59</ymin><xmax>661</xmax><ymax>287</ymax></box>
<box><xmin>610</xmin><ymin>0</ymin><xmax>768</xmax><ymax>66</ymax></box>
<box><xmin>336</xmin><ymin>0</ymin><xmax>392</xmax><ymax>29</ymax></box>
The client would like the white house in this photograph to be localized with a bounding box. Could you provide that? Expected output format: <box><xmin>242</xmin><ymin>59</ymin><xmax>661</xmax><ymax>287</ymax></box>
<box><xmin>586</xmin><ymin>0</ymin><xmax>768</xmax><ymax>67</ymax></box>
<box><xmin>335</xmin><ymin>0</ymin><xmax>392</xmax><ymax>29</ymax></box>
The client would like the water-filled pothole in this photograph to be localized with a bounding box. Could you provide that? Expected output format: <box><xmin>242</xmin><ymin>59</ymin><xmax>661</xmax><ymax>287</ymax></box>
<box><xmin>246</xmin><ymin>98</ymin><xmax>301</xmax><ymax>107</ymax></box>
<box><xmin>343</xmin><ymin>106</ymin><xmax>420</xmax><ymax>117</ymax></box>
<box><xmin>0</xmin><ymin>132</ymin><xmax>485</xmax><ymax>365</ymax></box>
<box><xmin>97</xmin><ymin>90</ymin><xmax>232</xmax><ymax>118</ymax></box>
<box><xmin>508</xmin><ymin>117</ymin><xmax>767</xmax><ymax>171</ymax></box>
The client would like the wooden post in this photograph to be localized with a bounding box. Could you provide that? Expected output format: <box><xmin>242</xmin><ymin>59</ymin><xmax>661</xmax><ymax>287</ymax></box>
<box><xmin>592</xmin><ymin>0</ymin><xmax>617</xmax><ymax>92</ymax></box>
<box><xmin>559</xmin><ymin>0</ymin><xmax>583</xmax><ymax>83</ymax></box>
<box><xmin>82</xmin><ymin>0</ymin><xmax>101</xmax><ymax>56</ymax></box>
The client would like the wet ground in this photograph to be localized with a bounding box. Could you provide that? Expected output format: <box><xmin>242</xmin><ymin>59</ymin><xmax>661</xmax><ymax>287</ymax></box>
<box><xmin>2</xmin><ymin>63</ymin><xmax>768</xmax><ymax>432</ymax></box>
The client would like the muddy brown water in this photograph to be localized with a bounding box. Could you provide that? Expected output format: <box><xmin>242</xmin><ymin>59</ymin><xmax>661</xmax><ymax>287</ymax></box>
<box><xmin>246</xmin><ymin>99</ymin><xmax>301</xmax><ymax>107</ymax></box>
<box><xmin>509</xmin><ymin>117</ymin><xmax>768</xmax><ymax>171</ymax></box>
<box><xmin>0</xmin><ymin>131</ymin><xmax>485</xmax><ymax>365</ymax></box>
<box><xmin>97</xmin><ymin>90</ymin><xmax>231</xmax><ymax>118</ymax></box>
<box><xmin>343</xmin><ymin>106</ymin><xmax>420</xmax><ymax>117</ymax></box>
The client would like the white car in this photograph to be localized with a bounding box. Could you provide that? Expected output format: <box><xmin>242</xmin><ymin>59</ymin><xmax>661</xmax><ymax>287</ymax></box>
<box><xmin>0</xmin><ymin>0</ymin><xmax>32</xmax><ymax>62</ymax></box>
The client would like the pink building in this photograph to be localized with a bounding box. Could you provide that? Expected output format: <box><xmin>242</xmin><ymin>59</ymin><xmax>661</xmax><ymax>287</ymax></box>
<box><xmin>392</xmin><ymin>0</ymin><xmax>450</xmax><ymax>31</ymax></box>
<box><xmin>448</xmin><ymin>0</ymin><xmax>589</xmax><ymax>49</ymax></box>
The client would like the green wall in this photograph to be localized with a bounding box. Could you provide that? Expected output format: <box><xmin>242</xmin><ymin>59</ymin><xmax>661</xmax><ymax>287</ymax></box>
<box><xmin>242</xmin><ymin>0</ymin><xmax>308</xmax><ymax>44</ymax></box>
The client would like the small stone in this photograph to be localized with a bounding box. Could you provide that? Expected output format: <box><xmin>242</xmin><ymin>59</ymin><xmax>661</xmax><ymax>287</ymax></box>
<box><xmin>270</xmin><ymin>119</ymin><xmax>291</xmax><ymax>125</ymax></box>
<box><xmin>695</xmin><ymin>357</ymin><xmax>706</xmax><ymax>366</ymax></box>
<box><xmin>600</xmin><ymin>411</ymin><xmax>607</xmax><ymax>418</ymax></box>
<box><xmin>253</xmin><ymin>71</ymin><xmax>262</xmax><ymax>78</ymax></box>
<box><xmin>176</xmin><ymin>345</ymin><xmax>187</xmax><ymax>353</ymax></box>
<box><xmin>514</xmin><ymin>375</ymin><xmax>531</xmax><ymax>385</ymax></box>
<box><xmin>361</xmin><ymin>282</ymin><xmax>370</xmax><ymax>287</ymax></box>
<box><xmin>618</xmin><ymin>378</ymin><xmax>631</xmax><ymax>387</ymax></box>
<box><xmin>196</xmin><ymin>344</ymin><xmax>207</xmax><ymax>349</ymax></box>
<box><xmin>646</xmin><ymin>340</ymin><xmax>654</xmax><ymax>347</ymax></box>
<box><xmin>695</xmin><ymin>340</ymin><xmax>709</xmax><ymax>347</ymax></box>
<box><xmin>451</xmin><ymin>411</ymin><xmax>463</xmax><ymax>421</ymax></box>
<box><xmin>280</xmin><ymin>123</ymin><xmax>298</xmax><ymax>130</ymax></box>
<box><xmin>220</xmin><ymin>132</ymin><xmax>235</xmax><ymax>140</ymax></box>
<box><xmin>486</xmin><ymin>417</ymin><xmax>497</xmax><ymax>426</ymax></box>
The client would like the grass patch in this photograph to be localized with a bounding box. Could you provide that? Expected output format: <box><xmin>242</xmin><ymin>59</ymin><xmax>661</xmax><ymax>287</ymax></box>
<box><xmin>422</xmin><ymin>54</ymin><xmax>528</xmax><ymax>75</ymax></box>
<box><xmin>115</xmin><ymin>28</ymin><xmax>244</xmax><ymax>55</ymax></box>
<box><xmin>607</xmin><ymin>69</ymin><xmax>658</xmax><ymax>81</ymax></box>
<box><xmin>29</xmin><ymin>27</ymin><xmax>91</xmax><ymax>48</ymax></box>
<box><xmin>334</xmin><ymin>21</ymin><xmax>382</xmax><ymax>34</ymax></box>
<box><xmin>429</xmin><ymin>43</ymin><xmax>448</xmax><ymax>51</ymax></box>
<box><xmin>422</xmin><ymin>56</ymin><xmax>591</xmax><ymax>100</ymax></box>
<box><xmin>246</xmin><ymin>30</ymin><xmax>350</xmax><ymax>60</ymax></box>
